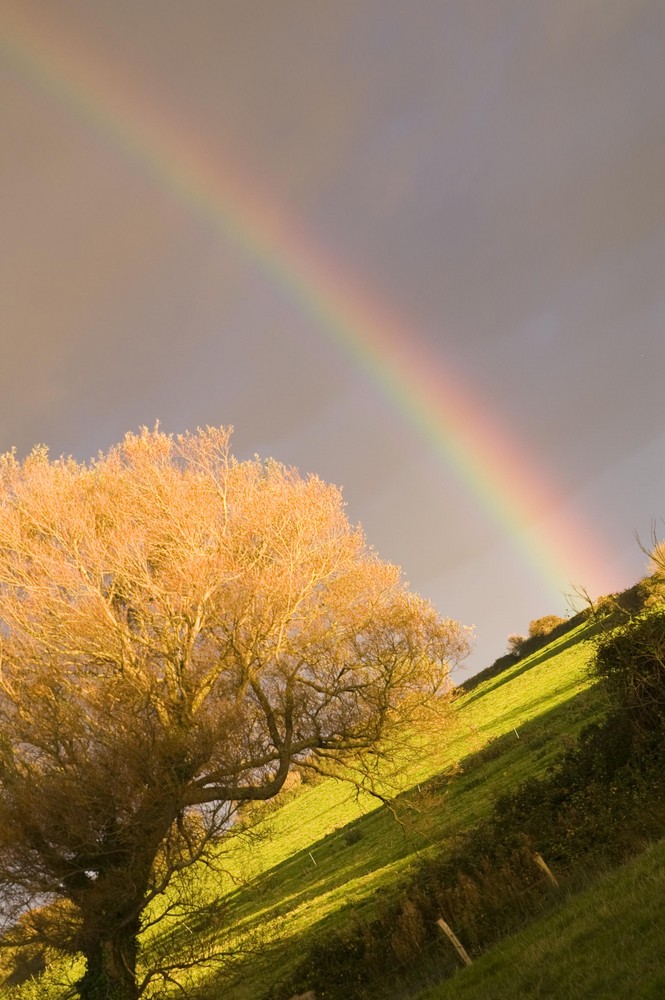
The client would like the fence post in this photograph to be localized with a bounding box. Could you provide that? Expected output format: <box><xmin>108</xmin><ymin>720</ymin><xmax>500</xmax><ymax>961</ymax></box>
<box><xmin>532</xmin><ymin>851</ymin><xmax>559</xmax><ymax>887</ymax></box>
<box><xmin>435</xmin><ymin>918</ymin><xmax>472</xmax><ymax>966</ymax></box>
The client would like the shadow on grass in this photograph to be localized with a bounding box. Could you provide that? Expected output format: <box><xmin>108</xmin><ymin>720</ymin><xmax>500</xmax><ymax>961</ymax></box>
<box><xmin>151</xmin><ymin>683</ymin><xmax>609</xmax><ymax>999</ymax></box>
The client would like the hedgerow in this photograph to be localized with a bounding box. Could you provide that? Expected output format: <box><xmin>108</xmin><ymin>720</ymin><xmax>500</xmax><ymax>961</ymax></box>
<box><xmin>271</xmin><ymin>608</ymin><xmax>665</xmax><ymax>1000</ymax></box>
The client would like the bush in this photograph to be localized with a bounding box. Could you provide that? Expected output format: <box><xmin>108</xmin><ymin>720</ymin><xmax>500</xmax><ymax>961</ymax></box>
<box><xmin>507</xmin><ymin>634</ymin><xmax>527</xmax><ymax>656</ymax></box>
<box><xmin>594</xmin><ymin>608</ymin><xmax>665</xmax><ymax>740</ymax></box>
<box><xmin>528</xmin><ymin>615</ymin><xmax>566</xmax><ymax>638</ymax></box>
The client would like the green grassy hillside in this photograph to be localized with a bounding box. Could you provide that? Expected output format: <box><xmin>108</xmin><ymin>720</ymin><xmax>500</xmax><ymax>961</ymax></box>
<box><xmin>186</xmin><ymin>621</ymin><xmax>607</xmax><ymax>998</ymax></box>
<box><xmin>1</xmin><ymin>619</ymin><xmax>609</xmax><ymax>998</ymax></box>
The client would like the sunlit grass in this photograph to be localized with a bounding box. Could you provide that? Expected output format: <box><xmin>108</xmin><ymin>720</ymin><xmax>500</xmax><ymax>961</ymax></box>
<box><xmin>2</xmin><ymin>620</ymin><xmax>606</xmax><ymax>998</ymax></box>
<box><xmin>180</xmin><ymin>622</ymin><xmax>603</xmax><ymax>998</ymax></box>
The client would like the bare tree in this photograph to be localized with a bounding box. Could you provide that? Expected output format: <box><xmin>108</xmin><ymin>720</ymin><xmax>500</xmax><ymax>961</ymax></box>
<box><xmin>0</xmin><ymin>427</ymin><xmax>469</xmax><ymax>1000</ymax></box>
<box><xmin>506</xmin><ymin>633</ymin><xmax>527</xmax><ymax>657</ymax></box>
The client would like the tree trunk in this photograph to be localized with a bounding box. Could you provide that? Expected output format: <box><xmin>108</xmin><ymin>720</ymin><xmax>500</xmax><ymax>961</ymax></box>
<box><xmin>76</xmin><ymin>922</ymin><xmax>141</xmax><ymax>1000</ymax></box>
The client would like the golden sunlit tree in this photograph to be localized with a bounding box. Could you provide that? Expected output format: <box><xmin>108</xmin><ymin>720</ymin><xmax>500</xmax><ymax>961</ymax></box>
<box><xmin>527</xmin><ymin>614</ymin><xmax>565</xmax><ymax>638</ymax></box>
<box><xmin>0</xmin><ymin>427</ymin><xmax>469</xmax><ymax>1000</ymax></box>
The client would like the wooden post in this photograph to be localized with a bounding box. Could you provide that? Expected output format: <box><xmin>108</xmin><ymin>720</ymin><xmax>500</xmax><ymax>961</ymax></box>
<box><xmin>436</xmin><ymin>918</ymin><xmax>472</xmax><ymax>966</ymax></box>
<box><xmin>532</xmin><ymin>851</ymin><xmax>559</xmax><ymax>887</ymax></box>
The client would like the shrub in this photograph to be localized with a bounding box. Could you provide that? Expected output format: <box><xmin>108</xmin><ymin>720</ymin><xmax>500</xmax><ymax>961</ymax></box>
<box><xmin>528</xmin><ymin>615</ymin><xmax>566</xmax><ymax>638</ymax></box>
<box><xmin>594</xmin><ymin>608</ymin><xmax>665</xmax><ymax>740</ymax></box>
<box><xmin>507</xmin><ymin>633</ymin><xmax>527</xmax><ymax>656</ymax></box>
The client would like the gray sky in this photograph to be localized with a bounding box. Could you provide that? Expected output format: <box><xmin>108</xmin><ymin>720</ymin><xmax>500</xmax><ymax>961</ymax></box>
<box><xmin>1</xmin><ymin>0</ymin><xmax>664</xmax><ymax>675</ymax></box>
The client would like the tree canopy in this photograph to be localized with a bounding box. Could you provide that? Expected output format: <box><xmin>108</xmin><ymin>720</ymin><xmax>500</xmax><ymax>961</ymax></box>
<box><xmin>527</xmin><ymin>614</ymin><xmax>565</xmax><ymax>639</ymax></box>
<box><xmin>0</xmin><ymin>426</ymin><xmax>469</xmax><ymax>999</ymax></box>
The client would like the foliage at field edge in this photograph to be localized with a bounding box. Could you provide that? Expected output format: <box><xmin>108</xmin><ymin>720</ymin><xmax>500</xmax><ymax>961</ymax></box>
<box><xmin>415</xmin><ymin>834</ymin><xmax>665</xmax><ymax>1000</ymax></box>
<box><xmin>271</xmin><ymin>602</ymin><xmax>665</xmax><ymax>1000</ymax></box>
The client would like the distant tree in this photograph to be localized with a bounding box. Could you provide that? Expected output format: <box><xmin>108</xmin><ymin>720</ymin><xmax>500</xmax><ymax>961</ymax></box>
<box><xmin>0</xmin><ymin>427</ymin><xmax>469</xmax><ymax>1000</ymax></box>
<box><xmin>506</xmin><ymin>633</ymin><xmax>527</xmax><ymax>657</ymax></box>
<box><xmin>527</xmin><ymin>614</ymin><xmax>566</xmax><ymax>639</ymax></box>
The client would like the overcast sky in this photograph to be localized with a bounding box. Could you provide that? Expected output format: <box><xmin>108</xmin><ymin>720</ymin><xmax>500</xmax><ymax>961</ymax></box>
<box><xmin>1</xmin><ymin>0</ymin><xmax>664</xmax><ymax>675</ymax></box>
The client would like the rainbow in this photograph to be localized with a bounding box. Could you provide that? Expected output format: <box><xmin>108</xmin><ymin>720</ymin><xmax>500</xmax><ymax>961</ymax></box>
<box><xmin>0</xmin><ymin>2</ymin><xmax>622</xmax><ymax>600</ymax></box>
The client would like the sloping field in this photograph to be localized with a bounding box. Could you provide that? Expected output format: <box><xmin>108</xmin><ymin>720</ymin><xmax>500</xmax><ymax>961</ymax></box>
<box><xmin>2</xmin><ymin>620</ymin><xmax>606</xmax><ymax>999</ymax></box>
<box><xmin>180</xmin><ymin>621</ymin><xmax>604</xmax><ymax>999</ymax></box>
